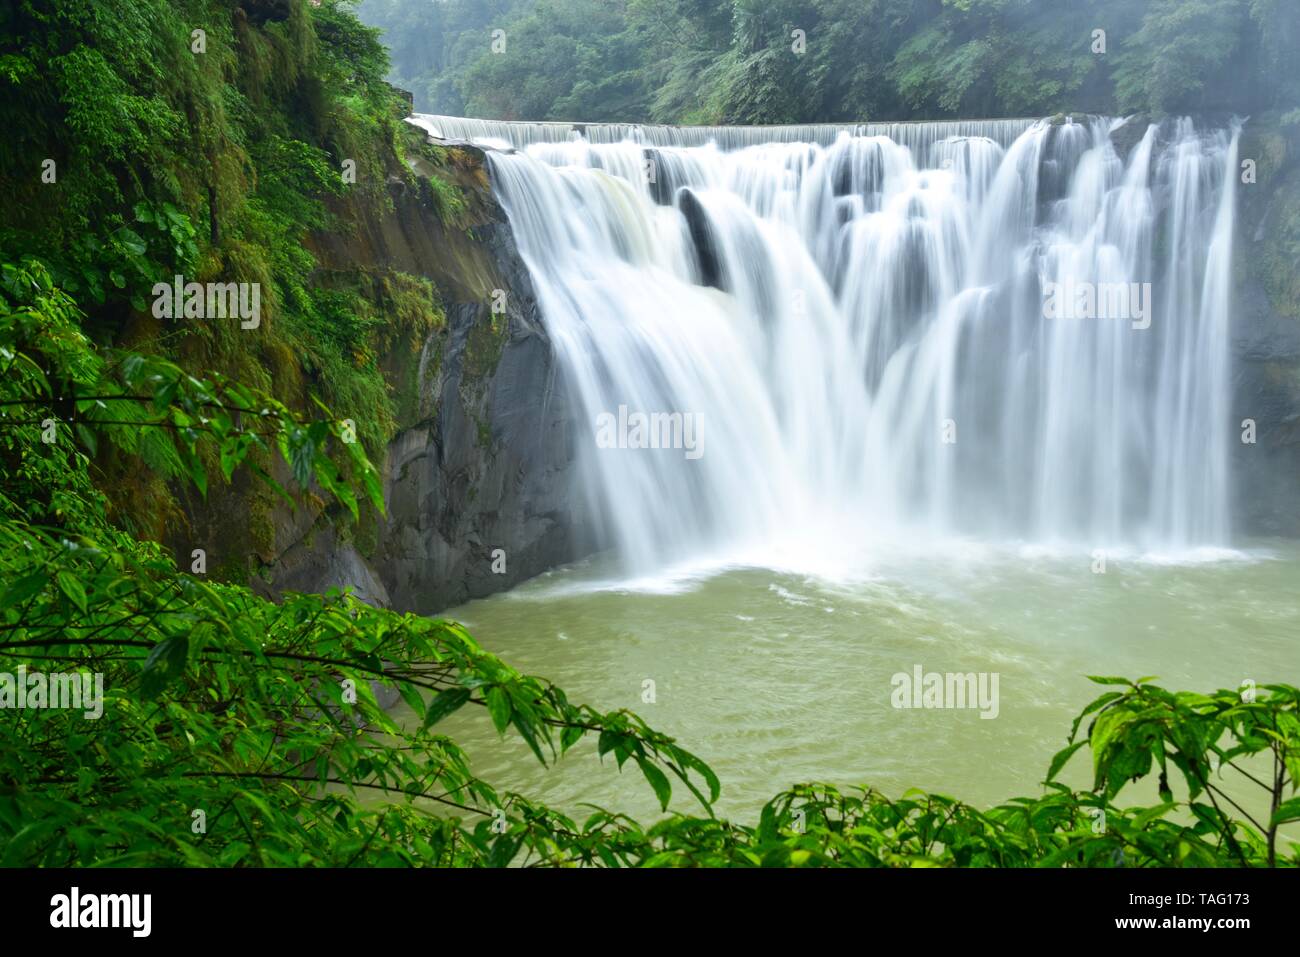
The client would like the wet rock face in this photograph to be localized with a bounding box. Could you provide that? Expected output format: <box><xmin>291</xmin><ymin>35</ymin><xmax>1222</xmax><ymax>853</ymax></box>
<box><xmin>269</xmin><ymin>523</ymin><xmax>393</xmax><ymax>609</ymax></box>
<box><xmin>1231</xmin><ymin>257</ymin><xmax>1300</xmax><ymax>538</ymax></box>
<box><xmin>264</xmin><ymin>140</ymin><xmax>596</xmax><ymax>614</ymax></box>
<box><xmin>375</xmin><ymin>249</ymin><xmax>596</xmax><ymax>614</ymax></box>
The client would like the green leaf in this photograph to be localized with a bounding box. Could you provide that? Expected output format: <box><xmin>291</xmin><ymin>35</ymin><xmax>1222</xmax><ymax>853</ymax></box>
<box><xmin>485</xmin><ymin>686</ymin><xmax>511</xmax><ymax>734</ymax></box>
<box><xmin>1045</xmin><ymin>740</ymin><xmax>1087</xmax><ymax>783</ymax></box>
<box><xmin>1068</xmin><ymin>691</ymin><xmax>1123</xmax><ymax>742</ymax></box>
<box><xmin>676</xmin><ymin>748</ymin><xmax>721</xmax><ymax>805</ymax></box>
<box><xmin>0</xmin><ymin>572</ymin><xmax>48</xmax><ymax>610</ymax></box>
<box><xmin>486</xmin><ymin>833</ymin><xmax>521</xmax><ymax>869</ymax></box>
<box><xmin>421</xmin><ymin>688</ymin><xmax>471</xmax><ymax>729</ymax></box>
<box><xmin>560</xmin><ymin>723</ymin><xmax>583</xmax><ymax>752</ymax></box>
<box><xmin>1271</xmin><ymin>797</ymin><xmax>1300</xmax><ymax>828</ymax></box>
<box><xmin>117</xmin><ymin>228</ymin><xmax>147</xmax><ymax>257</ymax></box>
<box><xmin>55</xmin><ymin>570</ymin><xmax>88</xmax><ymax>614</ymax></box>
<box><xmin>74</xmin><ymin>422</ymin><xmax>98</xmax><ymax>455</ymax></box>
<box><xmin>396</xmin><ymin>682</ymin><xmax>425</xmax><ymax>719</ymax></box>
<box><xmin>636</xmin><ymin>757</ymin><xmax>672</xmax><ymax>811</ymax></box>
<box><xmin>140</xmin><ymin>634</ymin><xmax>189</xmax><ymax>698</ymax></box>
<box><xmin>121</xmin><ymin>354</ymin><xmax>145</xmax><ymax>383</ymax></box>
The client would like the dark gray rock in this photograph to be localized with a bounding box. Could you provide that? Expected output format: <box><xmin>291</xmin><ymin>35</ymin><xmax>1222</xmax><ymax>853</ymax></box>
<box><xmin>373</xmin><ymin>258</ymin><xmax>596</xmax><ymax>614</ymax></box>
<box><xmin>270</xmin><ymin>521</ymin><xmax>393</xmax><ymax>609</ymax></box>
<box><xmin>678</xmin><ymin>187</ymin><xmax>725</xmax><ymax>291</ymax></box>
<box><xmin>1108</xmin><ymin>114</ymin><xmax>1152</xmax><ymax>163</ymax></box>
<box><xmin>263</xmin><ymin>139</ymin><xmax>597</xmax><ymax>614</ymax></box>
<box><xmin>1230</xmin><ymin>249</ymin><xmax>1300</xmax><ymax>537</ymax></box>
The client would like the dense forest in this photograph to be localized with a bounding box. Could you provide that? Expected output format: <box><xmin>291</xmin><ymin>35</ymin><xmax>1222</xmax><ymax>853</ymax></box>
<box><xmin>358</xmin><ymin>0</ymin><xmax>1300</xmax><ymax>124</ymax></box>
<box><xmin>0</xmin><ymin>0</ymin><xmax>1296</xmax><ymax>870</ymax></box>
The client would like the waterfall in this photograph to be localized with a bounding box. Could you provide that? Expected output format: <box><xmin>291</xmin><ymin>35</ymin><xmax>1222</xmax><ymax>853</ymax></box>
<box><xmin>412</xmin><ymin>113</ymin><xmax>1243</xmax><ymax>574</ymax></box>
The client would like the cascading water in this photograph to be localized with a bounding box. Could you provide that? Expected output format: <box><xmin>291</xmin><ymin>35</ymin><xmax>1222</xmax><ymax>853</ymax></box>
<box><xmin>410</xmin><ymin>114</ymin><xmax>1242</xmax><ymax>576</ymax></box>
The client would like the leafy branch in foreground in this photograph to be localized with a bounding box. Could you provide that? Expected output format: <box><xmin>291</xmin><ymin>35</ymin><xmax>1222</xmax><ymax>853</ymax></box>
<box><xmin>565</xmin><ymin>678</ymin><xmax>1298</xmax><ymax>868</ymax></box>
<box><xmin>0</xmin><ymin>519</ymin><xmax>720</xmax><ymax>867</ymax></box>
<box><xmin>1055</xmin><ymin>676</ymin><xmax>1300</xmax><ymax>867</ymax></box>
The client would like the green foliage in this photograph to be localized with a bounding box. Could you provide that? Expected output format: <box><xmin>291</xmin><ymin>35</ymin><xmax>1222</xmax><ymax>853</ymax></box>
<box><xmin>0</xmin><ymin>0</ymin><xmax>470</xmax><ymax>513</ymax></box>
<box><xmin>1113</xmin><ymin>0</ymin><xmax>1247</xmax><ymax>114</ymax></box>
<box><xmin>456</xmin><ymin>0</ymin><xmax>650</xmax><ymax>121</ymax></box>
<box><xmin>355</xmin><ymin>0</ymin><xmax>518</xmax><ymax>117</ymax></box>
<box><xmin>425</xmin><ymin>170</ymin><xmax>469</xmax><ymax>225</ymax></box>
<box><xmin>0</xmin><ymin>519</ymin><xmax>722</xmax><ymax>866</ymax></box>
<box><xmin>571</xmin><ymin>678</ymin><xmax>1299</xmax><ymax>868</ymax></box>
<box><xmin>359</xmin><ymin>0</ymin><xmax>1299</xmax><ymax>124</ymax></box>
<box><xmin>1256</xmin><ymin>169</ymin><xmax>1300</xmax><ymax>317</ymax></box>
<box><xmin>0</xmin><ymin>260</ymin><xmax>381</xmax><ymax>525</ymax></box>
<box><xmin>1062</xmin><ymin>678</ymin><xmax>1300</xmax><ymax>867</ymax></box>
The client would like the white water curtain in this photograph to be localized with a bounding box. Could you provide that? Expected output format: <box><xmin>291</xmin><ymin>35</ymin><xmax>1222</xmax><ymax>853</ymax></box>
<box><xmin>411</xmin><ymin>114</ymin><xmax>1241</xmax><ymax>574</ymax></box>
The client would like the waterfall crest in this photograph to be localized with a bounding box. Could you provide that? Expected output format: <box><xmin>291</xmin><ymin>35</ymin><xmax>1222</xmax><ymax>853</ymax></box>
<box><xmin>416</xmin><ymin>114</ymin><xmax>1242</xmax><ymax>573</ymax></box>
<box><xmin>411</xmin><ymin>113</ymin><xmax>1036</xmax><ymax>152</ymax></box>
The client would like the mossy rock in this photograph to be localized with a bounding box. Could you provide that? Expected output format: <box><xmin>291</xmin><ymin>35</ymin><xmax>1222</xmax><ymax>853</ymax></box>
<box><xmin>1248</xmin><ymin>162</ymin><xmax>1300</xmax><ymax>318</ymax></box>
<box><xmin>462</xmin><ymin>310</ymin><xmax>509</xmax><ymax>386</ymax></box>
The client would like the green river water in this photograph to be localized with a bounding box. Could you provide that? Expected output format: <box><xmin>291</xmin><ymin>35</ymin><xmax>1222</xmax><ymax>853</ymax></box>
<box><xmin>390</xmin><ymin>541</ymin><xmax>1299</xmax><ymax>825</ymax></box>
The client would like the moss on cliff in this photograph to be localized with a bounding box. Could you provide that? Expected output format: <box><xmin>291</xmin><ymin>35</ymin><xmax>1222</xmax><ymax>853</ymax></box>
<box><xmin>1255</xmin><ymin>169</ymin><xmax>1300</xmax><ymax>318</ymax></box>
<box><xmin>1</xmin><ymin>1</ymin><xmax>499</xmax><ymax>586</ymax></box>
<box><xmin>1241</xmin><ymin>117</ymin><xmax>1300</xmax><ymax>318</ymax></box>
<box><xmin>463</xmin><ymin>310</ymin><xmax>508</xmax><ymax>386</ymax></box>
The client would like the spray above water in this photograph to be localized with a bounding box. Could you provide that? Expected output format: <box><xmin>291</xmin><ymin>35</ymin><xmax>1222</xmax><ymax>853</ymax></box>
<box><xmin>411</xmin><ymin>114</ymin><xmax>1242</xmax><ymax>575</ymax></box>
